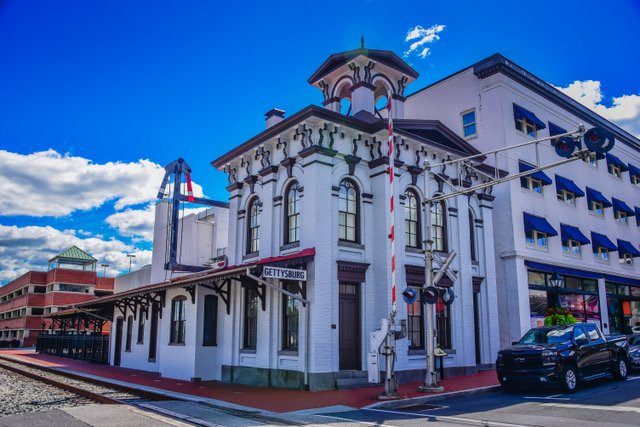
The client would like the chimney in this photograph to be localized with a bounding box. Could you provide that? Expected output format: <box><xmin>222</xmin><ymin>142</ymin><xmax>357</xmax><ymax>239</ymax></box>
<box><xmin>265</xmin><ymin>108</ymin><xmax>285</xmax><ymax>129</ymax></box>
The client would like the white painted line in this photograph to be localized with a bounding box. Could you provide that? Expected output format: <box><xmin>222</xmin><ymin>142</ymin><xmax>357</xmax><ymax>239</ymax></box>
<box><xmin>365</xmin><ymin>408</ymin><xmax>530</xmax><ymax>427</ymax></box>
<box><xmin>627</xmin><ymin>375</ymin><xmax>640</xmax><ymax>381</ymax></box>
<box><xmin>523</xmin><ymin>395</ymin><xmax>570</xmax><ymax>401</ymax></box>
<box><xmin>315</xmin><ymin>413</ymin><xmax>394</xmax><ymax>427</ymax></box>
<box><xmin>137</xmin><ymin>403</ymin><xmax>224</xmax><ymax>427</ymax></box>
<box><xmin>542</xmin><ymin>402</ymin><xmax>640</xmax><ymax>414</ymax></box>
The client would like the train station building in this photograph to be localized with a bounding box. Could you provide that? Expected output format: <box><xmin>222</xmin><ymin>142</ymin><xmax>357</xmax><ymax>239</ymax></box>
<box><xmin>77</xmin><ymin>45</ymin><xmax>502</xmax><ymax>390</ymax></box>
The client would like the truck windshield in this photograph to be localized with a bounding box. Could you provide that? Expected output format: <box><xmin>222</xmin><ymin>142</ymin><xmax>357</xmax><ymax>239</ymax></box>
<box><xmin>519</xmin><ymin>327</ymin><xmax>572</xmax><ymax>345</ymax></box>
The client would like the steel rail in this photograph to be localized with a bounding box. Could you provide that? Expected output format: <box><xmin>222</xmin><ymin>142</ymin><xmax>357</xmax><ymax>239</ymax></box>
<box><xmin>0</xmin><ymin>354</ymin><xmax>168</xmax><ymax>402</ymax></box>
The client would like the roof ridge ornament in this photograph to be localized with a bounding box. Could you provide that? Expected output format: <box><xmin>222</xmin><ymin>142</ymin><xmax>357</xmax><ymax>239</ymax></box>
<box><xmin>361</xmin><ymin>35</ymin><xmax>365</xmax><ymax>49</ymax></box>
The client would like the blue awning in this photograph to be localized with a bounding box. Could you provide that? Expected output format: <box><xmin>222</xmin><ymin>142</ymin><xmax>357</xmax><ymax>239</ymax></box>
<box><xmin>612</xmin><ymin>198</ymin><xmax>635</xmax><ymax>216</ymax></box>
<box><xmin>618</xmin><ymin>239</ymin><xmax>640</xmax><ymax>257</ymax></box>
<box><xmin>629</xmin><ymin>163</ymin><xmax>640</xmax><ymax>178</ymax></box>
<box><xmin>519</xmin><ymin>161</ymin><xmax>552</xmax><ymax>185</ymax></box>
<box><xmin>604</xmin><ymin>274</ymin><xmax>640</xmax><ymax>287</ymax></box>
<box><xmin>513</xmin><ymin>104</ymin><xmax>546</xmax><ymax>130</ymax></box>
<box><xmin>524</xmin><ymin>260</ymin><xmax>602</xmax><ymax>280</ymax></box>
<box><xmin>548</xmin><ymin>122</ymin><xmax>567</xmax><ymax>136</ymax></box>
<box><xmin>636</xmin><ymin>207</ymin><xmax>640</xmax><ymax>225</ymax></box>
<box><xmin>560</xmin><ymin>224</ymin><xmax>590</xmax><ymax>245</ymax></box>
<box><xmin>591</xmin><ymin>232</ymin><xmax>617</xmax><ymax>251</ymax></box>
<box><xmin>586</xmin><ymin>187</ymin><xmax>612</xmax><ymax>208</ymax></box>
<box><xmin>606</xmin><ymin>153</ymin><xmax>629</xmax><ymax>172</ymax></box>
<box><xmin>523</xmin><ymin>212</ymin><xmax>558</xmax><ymax>236</ymax></box>
<box><xmin>555</xmin><ymin>175</ymin><xmax>585</xmax><ymax>197</ymax></box>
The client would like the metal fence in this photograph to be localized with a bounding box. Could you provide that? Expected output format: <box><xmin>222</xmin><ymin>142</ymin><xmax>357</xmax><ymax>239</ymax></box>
<box><xmin>36</xmin><ymin>333</ymin><xmax>109</xmax><ymax>364</ymax></box>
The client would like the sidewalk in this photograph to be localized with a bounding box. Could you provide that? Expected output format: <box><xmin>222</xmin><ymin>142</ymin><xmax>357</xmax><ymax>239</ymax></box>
<box><xmin>0</xmin><ymin>349</ymin><xmax>498</xmax><ymax>413</ymax></box>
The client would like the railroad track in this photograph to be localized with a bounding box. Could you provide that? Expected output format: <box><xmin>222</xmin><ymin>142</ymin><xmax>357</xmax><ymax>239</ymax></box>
<box><xmin>0</xmin><ymin>355</ymin><xmax>303</xmax><ymax>426</ymax></box>
<box><xmin>0</xmin><ymin>358</ymin><xmax>145</xmax><ymax>404</ymax></box>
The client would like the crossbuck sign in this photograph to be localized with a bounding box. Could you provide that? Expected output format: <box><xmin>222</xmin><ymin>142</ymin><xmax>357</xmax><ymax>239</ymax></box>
<box><xmin>262</xmin><ymin>266</ymin><xmax>307</xmax><ymax>281</ymax></box>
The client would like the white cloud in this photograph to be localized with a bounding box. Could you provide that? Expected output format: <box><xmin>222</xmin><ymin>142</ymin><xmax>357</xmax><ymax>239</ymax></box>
<box><xmin>105</xmin><ymin>203</ymin><xmax>208</xmax><ymax>242</ymax></box>
<box><xmin>0</xmin><ymin>149</ymin><xmax>204</xmax><ymax>217</ymax></box>
<box><xmin>556</xmin><ymin>80</ymin><xmax>640</xmax><ymax>137</ymax></box>
<box><xmin>0</xmin><ymin>224</ymin><xmax>151</xmax><ymax>282</ymax></box>
<box><xmin>404</xmin><ymin>24</ymin><xmax>445</xmax><ymax>59</ymax></box>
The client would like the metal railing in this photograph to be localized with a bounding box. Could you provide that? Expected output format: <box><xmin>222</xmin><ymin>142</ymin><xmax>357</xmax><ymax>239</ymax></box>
<box><xmin>36</xmin><ymin>333</ymin><xmax>109</xmax><ymax>364</ymax></box>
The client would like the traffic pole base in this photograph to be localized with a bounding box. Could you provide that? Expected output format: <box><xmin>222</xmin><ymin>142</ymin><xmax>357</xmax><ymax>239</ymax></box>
<box><xmin>418</xmin><ymin>384</ymin><xmax>444</xmax><ymax>393</ymax></box>
<box><xmin>378</xmin><ymin>391</ymin><xmax>401</xmax><ymax>401</ymax></box>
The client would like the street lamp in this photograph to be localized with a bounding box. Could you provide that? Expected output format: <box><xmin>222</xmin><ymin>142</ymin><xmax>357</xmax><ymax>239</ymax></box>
<box><xmin>100</xmin><ymin>263</ymin><xmax>109</xmax><ymax>276</ymax></box>
<box><xmin>549</xmin><ymin>272</ymin><xmax>564</xmax><ymax>307</ymax></box>
<box><xmin>126</xmin><ymin>254</ymin><xmax>136</xmax><ymax>272</ymax></box>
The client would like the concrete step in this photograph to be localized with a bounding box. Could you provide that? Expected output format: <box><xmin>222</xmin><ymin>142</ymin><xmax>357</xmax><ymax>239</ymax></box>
<box><xmin>335</xmin><ymin>377</ymin><xmax>378</xmax><ymax>390</ymax></box>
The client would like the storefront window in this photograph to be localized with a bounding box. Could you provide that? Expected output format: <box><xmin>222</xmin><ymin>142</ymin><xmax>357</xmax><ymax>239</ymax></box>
<box><xmin>528</xmin><ymin>271</ymin><xmax>546</xmax><ymax>286</ymax></box>
<box><xmin>529</xmin><ymin>289</ymin><xmax>549</xmax><ymax>328</ymax></box>
<box><xmin>583</xmin><ymin>279</ymin><xmax>598</xmax><ymax>293</ymax></box>
<box><xmin>565</xmin><ymin>277</ymin><xmax>581</xmax><ymax>290</ymax></box>
<box><xmin>606</xmin><ymin>282</ymin><xmax>640</xmax><ymax>335</ymax></box>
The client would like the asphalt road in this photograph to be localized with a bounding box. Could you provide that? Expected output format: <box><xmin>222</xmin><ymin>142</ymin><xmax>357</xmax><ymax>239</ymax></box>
<box><xmin>314</xmin><ymin>373</ymin><xmax>640</xmax><ymax>427</ymax></box>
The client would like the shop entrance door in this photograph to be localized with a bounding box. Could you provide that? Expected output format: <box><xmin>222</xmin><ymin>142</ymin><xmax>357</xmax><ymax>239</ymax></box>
<box><xmin>113</xmin><ymin>317</ymin><xmax>123</xmax><ymax>366</ymax></box>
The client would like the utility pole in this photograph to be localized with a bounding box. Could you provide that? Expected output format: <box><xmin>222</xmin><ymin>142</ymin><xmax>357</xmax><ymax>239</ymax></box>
<box><xmin>419</xmin><ymin>161</ymin><xmax>444</xmax><ymax>392</ymax></box>
<box><xmin>126</xmin><ymin>254</ymin><xmax>135</xmax><ymax>272</ymax></box>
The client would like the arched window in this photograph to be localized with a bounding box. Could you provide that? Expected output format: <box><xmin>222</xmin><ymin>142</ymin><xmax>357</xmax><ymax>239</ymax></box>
<box><xmin>170</xmin><ymin>296</ymin><xmax>186</xmax><ymax>344</ymax></box>
<box><xmin>125</xmin><ymin>315</ymin><xmax>133</xmax><ymax>352</ymax></box>
<box><xmin>431</xmin><ymin>201</ymin><xmax>447</xmax><ymax>252</ymax></box>
<box><xmin>246</xmin><ymin>197</ymin><xmax>260</xmax><ymax>254</ymax></box>
<box><xmin>338</xmin><ymin>179</ymin><xmax>359</xmax><ymax>242</ymax></box>
<box><xmin>469</xmin><ymin>209</ymin><xmax>477</xmax><ymax>262</ymax></box>
<box><xmin>284</xmin><ymin>181</ymin><xmax>301</xmax><ymax>244</ymax></box>
<box><xmin>137</xmin><ymin>310</ymin><xmax>145</xmax><ymax>344</ymax></box>
<box><xmin>404</xmin><ymin>189</ymin><xmax>421</xmax><ymax>248</ymax></box>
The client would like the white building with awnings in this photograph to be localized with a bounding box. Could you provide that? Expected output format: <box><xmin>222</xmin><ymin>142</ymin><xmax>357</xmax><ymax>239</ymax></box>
<box><xmin>405</xmin><ymin>53</ymin><xmax>640</xmax><ymax>347</ymax></box>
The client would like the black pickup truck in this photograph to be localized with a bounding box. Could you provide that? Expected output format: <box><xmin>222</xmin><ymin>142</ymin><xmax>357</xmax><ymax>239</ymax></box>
<box><xmin>497</xmin><ymin>323</ymin><xmax>629</xmax><ymax>393</ymax></box>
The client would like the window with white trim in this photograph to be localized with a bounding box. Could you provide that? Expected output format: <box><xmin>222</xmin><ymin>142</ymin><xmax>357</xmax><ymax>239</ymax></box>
<box><xmin>582</xmin><ymin>152</ymin><xmax>598</xmax><ymax>168</ymax></box>
<box><xmin>593</xmin><ymin>247</ymin><xmax>609</xmax><ymax>261</ymax></box>
<box><xmin>525</xmin><ymin>230</ymin><xmax>548</xmax><ymax>248</ymax></box>
<box><xmin>557</xmin><ymin>190</ymin><xmax>576</xmax><ymax>206</ymax></box>
<box><xmin>589</xmin><ymin>200</ymin><xmax>604</xmax><ymax>217</ymax></box>
<box><xmin>608</xmin><ymin>163</ymin><xmax>623</xmax><ymax>179</ymax></box>
<box><xmin>632</xmin><ymin>175</ymin><xmax>640</xmax><ymax>186</ymax></box>
<box><xmin>615</xmin><ymin>210</ymin><xmax>629</xmax><ymax>224</ymax></box>
<box><xmin>516</xmin><ymin>117</ymin><xmax>538</xmax><ymax>138</ymax></box>
<box><xmin>562</xmin><ymin>240</ymin><xmax>581</xmax><ymax>256</ymax></box>
<box><xmin>521</xmin><ymin>175</ymin><xmax>543</xmax><ymax>194</ymax></box>
<box><xmin>461</xmin><ymin>109</ymin><xmax>477</xmax><ymax>138</ymax></box>
<box><xmin>619</xmin><ymin>253</ymin><xmax>634</xmax><ymax>266</ymax></box>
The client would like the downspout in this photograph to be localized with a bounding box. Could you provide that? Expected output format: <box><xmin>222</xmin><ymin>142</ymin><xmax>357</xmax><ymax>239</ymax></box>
<box><xmin>305</xmin><ymin>294</ymin><xmax>310</xmax><ymax>389</ymax></box>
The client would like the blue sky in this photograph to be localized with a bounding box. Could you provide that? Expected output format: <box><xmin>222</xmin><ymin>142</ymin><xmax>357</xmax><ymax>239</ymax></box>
<box><xmin>1</xmin><ymin>0</ymin><xmax>639</xmax><ymax>281</ymax></box>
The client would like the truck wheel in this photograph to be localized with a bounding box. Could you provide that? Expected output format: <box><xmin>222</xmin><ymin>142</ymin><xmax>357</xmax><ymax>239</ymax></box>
<box><xmin>612</xmin><ymin>358</ymin><xmax>628</xmax><ymax>381</ymax></box>
<box><xmin>561</xmin><ymin>365</ymin><xmax>578</xmax><ymax>393</ymax></box>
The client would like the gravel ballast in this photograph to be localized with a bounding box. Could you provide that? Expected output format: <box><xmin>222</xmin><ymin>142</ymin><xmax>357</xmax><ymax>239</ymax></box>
<box><xmin>0</xmin><ymin>366</ymin><xmax>93</xmax><ymax>416</ymax></box>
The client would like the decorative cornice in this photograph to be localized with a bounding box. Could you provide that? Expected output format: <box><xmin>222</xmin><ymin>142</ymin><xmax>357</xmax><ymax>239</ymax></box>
<box><xmin>368</xmin><ymin>156</ymin><xmax>404</xmax><ymax>169</ymax></box>
<box><xmin>299</xmin><ymin>145</ymin><xmax>338</xmax><ymax>158</ymax></box>
<box><xmin>258</xmin><ymin>165</ymin><xmax>279</xmax><ymax>177</ymax></box>
<box><xmin>344</xmin><ymin>154</ymin><xmax>361</xmax><ymax>176</ymax></box>
<box><xmin>226</xmin><ymin>182</ymin><xmax>244</xmax><ymax>192</ymax></box>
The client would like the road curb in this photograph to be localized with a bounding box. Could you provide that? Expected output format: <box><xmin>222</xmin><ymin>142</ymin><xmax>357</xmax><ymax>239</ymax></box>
<box><xmin>364</xmin><ymin>384</ymin><xmax>501</xmax><ymax>409</ymax></box>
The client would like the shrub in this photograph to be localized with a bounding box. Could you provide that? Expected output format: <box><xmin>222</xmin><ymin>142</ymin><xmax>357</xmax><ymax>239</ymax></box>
<box><xmin>544</xmin><ymin>307</ymin><xmax>577</xmax><ymax>326</ymax></box>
